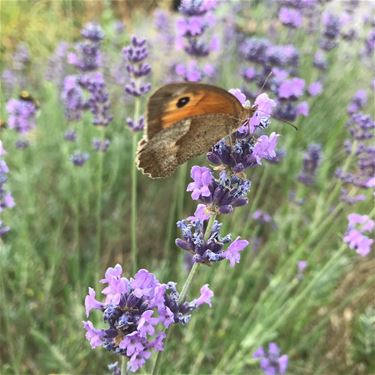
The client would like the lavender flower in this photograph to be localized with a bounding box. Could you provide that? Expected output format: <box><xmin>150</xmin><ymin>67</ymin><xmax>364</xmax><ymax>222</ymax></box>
<box><xmin>0</xmin><ymin>143</ymin><xmax>15</xmax><ymax>237</ymax></box>
<box><xmin>344</xmin><ymin>213</ymin><xmax>374</xmax><ymax>256</ymax></box>
<box><xmin>83</xmin><ymin>265</ymin><xmax>212</xmax><ymax>372</ymax></box>
<box><xmin>252</xmin><ymin>210</ymin><xmax>273</xmax><ymax>225</ymax></box>
<box><xmin>298</xmin><ymin>143</ymin><xmax>322</xmax><ymax>185</ymax></box>
<box><xmin>61</xmin><ymin>75</ymin><xmax>84</xmax><ymax>122</ymax></box>
<box><xmin>123</xmin><ymin>36</ymin><xmax>151</xmax><ymax>98</ymax></box>
<box><xmin>308</xmin><ymin>81</ymin><xmax>323</xmax><ymax>97</ymax></box>
<box><xmin>336</xmin><ymin>92</ymin><xmax>374</xmax><ymax>191</ymax></box>
<box><xmin>320</xmin><ymin>12</ymin><xmax>341</xmax><ymax>51</ymax></box>
<box><xmin>68</xmin><ymin>23</ymin><xmax>104</xmax><ymax>72</ymax></box>
<box><xmin>253</xmin><ymin>342</ymin><xmax>289</xmax><ymax>375</ymax></box>
<box><xmin>6</xmin><ymin>98</ymin><xmax>37</xmax><ymax>134</ymax></box>
<box><xmin>347</xmin><ymin>90</ymin><xmax>368</xmax><ymax>115</ymax></box>
<box><xmin>79</xmin><ymin>72</ymin><xmax>113</xmax><ymax>127</ymax></box>
<box><xmin>279</xmin><ymin>7</ymin><xmax>303</xmax><ymax>29</ymax></box>
<box><xmin>64</xmin><ymin>130</ymin><xmax>77</xmax><ymax>142</ymax></box>
<box><xmin>15</xmin><ymin>139</ymin><xmax>30</xmax><ymax>149</ymax></box>
<box><xmin>175</xmin><ymin>0</ymin><xmax>218</xmax><ymax>81</ymax></box>
<box><xmin>92</xmin><ymin>138</ymin><xmax>111</xmax><ymax>152</ymax></box>
<box><xmin>176</xmin><ymin>215</ymin><xmax>249</xmax><ymax>266</ymax></box>
<box><xmin>71</xmin><ymin>151</ymin><xmax>89</xmax><ymax>167</ymax></box>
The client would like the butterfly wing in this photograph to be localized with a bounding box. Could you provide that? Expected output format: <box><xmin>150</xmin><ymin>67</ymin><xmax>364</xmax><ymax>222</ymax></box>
<box><xmin>145</xmin><ymin>82</ymin><xmax>244</xmax><ymax>139</ymax></box>
<box><xmin>137</xmin><ymin>82</ymin><xmax>244</xmax><ymax>178</ymax></box>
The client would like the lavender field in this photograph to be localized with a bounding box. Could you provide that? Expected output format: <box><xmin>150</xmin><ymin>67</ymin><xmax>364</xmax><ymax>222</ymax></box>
<box><xmin>0</xmin><ymin>1</ymin><xmax>374</xmax><ymax>374</ymax></box>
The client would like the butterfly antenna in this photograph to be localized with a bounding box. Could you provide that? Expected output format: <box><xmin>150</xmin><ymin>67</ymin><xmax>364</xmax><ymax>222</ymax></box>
<box><xmin>258</xmin><ymin>71</ymin><xmax>273</xmax><ymax>93</ymax></box>
<box><xmin>255</xmin><ymin>109</ymin><xmax>298</xmax><ymax>131</ymax></box>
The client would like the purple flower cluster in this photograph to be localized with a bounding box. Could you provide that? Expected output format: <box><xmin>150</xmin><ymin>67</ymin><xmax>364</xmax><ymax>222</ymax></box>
<box><xmin>336</xmin><ymin>89</ymin><xmax>375</xmax><ymax>192</ymax></box>
<box><xmin>176</xmin><ymin>206</ymin><xmax>249</xmax><ymax>266</ymax></box>
<box><xmin>298</xmin><ymin>143</ymin><xmax>322</xmax><ymax>185</ymax></box>
<box><xmin>320</xmin><ymin>12</ymin><xmax>341</xmax><ymax>51</ymax></box>
<box><xmin>123</xmin><ymin>36</ymin><xmax>151</xmax><ymax>98</ymax></box>
<box><xmin>123</xmin><ymin>36</ymin><xmax>152</xmax><ymax>132</ymax></box>
<box><xmin>279</xmin><ymin>6</ymin><xmax>303</xmax><ymax>29</ymax></box>
<box><xmin>176</xmin><ymin>89</ymin><xmax>279</xmax><ymax>268</ymax></box>
<box><xmin>252</xmin><ymin>210</ymin><xmax>274</xmax><ymax>226</ymax></box>
<box><xmin>0</xmin><ymin>141</ymin><xmax>15</xmax><ymax>237</ymax></box>
<box><xmin>71</xmin><ymin>151</ymin><xmax>89</xmax><ymax>167</ymax></box>
<box><xmin>344</xmin><ymin>213</ymin><xmax>374</xmax><ymax>256</ymax></box>
<box><xmin>187</xmin><ymin>167</ymin><xmax>250</xmax><ymax>214</ymax></box>
<box><xmin>207</xmin><ymin>91</ymin><xmax>279</xmax><ymax>173</ymax></box>
<box><xmin>92</xmin><ymin>138</ymin><xmax>111</xmax><ymax>153</ymax></box>
<box><xmin>253</xmin><ymin>342</ymin><xmax>289</xmax><ymax>375</ymax></box>
<box><xmin>83</xmin><ymin>265</ymin><xmax>212</xmax><ymax>372</ymax></box>
<box><xmin>79</xmin><ymin>72</ymin><xmax>113</xmax><ymax>127</ymax></box>
<box><xmin>61</xmin><ymin>75</ymin><xmax>84</xmax><ymax>122</ymax></box>
<box><xmin>238</xmin><ymin>36</ymin><xmax>313</xmax><ymax>121</ymax></box>
<box><xmin>68</xmin><ymin>23</ymin><xmax>104</xmax><ymax>72</ymax></box>
<box><xmin>175</xmin><ymin>0</ymin><xmax>218</xmax><ymax>81</ymax></box>
<box><xmin>5</xmin><ymin>97</ymin><xmax>37</xmax><ymax>134</ymax></box>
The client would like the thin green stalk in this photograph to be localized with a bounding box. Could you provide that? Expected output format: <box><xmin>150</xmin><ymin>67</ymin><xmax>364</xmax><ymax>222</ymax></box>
<box><xmin>95</xmin><ymin>128</ymin><xmax>105</xmax><ymax>283</ymax></box>
<box><xmin>152</xmin><ymin>214</ymin><xmax>217</xmax><ymax>375</ymax></box>
<box><xmin>131</xmin><ymin>98</ymin><xmax>141</xmax><ymax>274</ymax></box>
<box><xmin>121</xmin><ymin>356</ymin><xmax>128</xmax><ymax>375</ymax></box>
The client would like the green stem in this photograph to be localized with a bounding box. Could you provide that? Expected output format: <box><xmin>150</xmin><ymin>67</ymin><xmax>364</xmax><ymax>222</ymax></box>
<box><xmin>152</xmin><ymin>214</ymin><xmax>217</xmax><ymax>374</ymax></box>
<box><xmin>131</xmin><ymin>98</ymin><xmax>141</xmax><ymax>274</ymax></box>
<box><xmin>121</xmin><ymin>356</ymin><xmax>128</xmax><ymax>375</ymax></box>
<box><xmin>95</xmin><ymin>128</ymin><xmax>105</xmax><ymax>283</ymax></box>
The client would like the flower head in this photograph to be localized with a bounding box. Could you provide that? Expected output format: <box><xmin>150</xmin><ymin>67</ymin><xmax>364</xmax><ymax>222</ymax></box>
<box><xmin>254</xmin><ymin>342</ymin><xmax>289</xmax><ymax>375</ymax></box>
<box><xmin>83</xmin><ymin>265</ymin><xmax>212</xmax><ymax>372</ymax></box>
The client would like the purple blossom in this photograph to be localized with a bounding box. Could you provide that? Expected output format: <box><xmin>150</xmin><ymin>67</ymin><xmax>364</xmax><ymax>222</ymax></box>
<box><xmin>83</xmin><ymin>320</ymin><xmax>105</xmax><ymax>349</ymax></box>
<box><xmin>344</xmin><ymin>214</ymin><xmax>374</xmax><ymax>256</ymax></box>
<box><xmin>193</xmin><ymin>284</ymin><xmax>214</xmax><ymax>307</ymax></box>
<box><xmin>223</xmin><ymin>237</ymin><xmax>249</xmax><ymax>267</ymax></box>
<box><xmin>297</xmin><ymin>260</ymin><xmax>308</xmax><ymax>273</ymax></box>
<box><xmin>68</xmin><ymin>24</ymin><xmax>104</xmax><ymax>72</ymax></box>
<box><xmin>347</xmin><ymin>90</ymin><xmax>368</xmax><ymax>114</ymax></box>
<box><xmin>79</xmin><ymin>72</ymin><xmax>112</xmax><ymax>127</ymax></box>
<box><xmin>187</xmin><ymin>204</ymin><xmax>211</xmax><ymax>222</ymax></box>
<box><xmin>85</xmin><ymin>287</ymin><xmax>103</xmax><ymax>317</ymax></box>
<box><xmin>81</xmin><ymin>22</ymin><xmax>105</xmax><ymax>42</ymax></box>
<box><xmin>176</xmin><ymin>215</ymin><xmax>249</xmax><ymax>265</ymax></box>
<box><xmin>64</xmin><ymin>129</ymin><xmax>77</xmax><ymax>142</ymax></box>
<box><xmin>298</xmin><ymin>143</ymin><xmax>322</xmax><ymax>185</ymax></box>
<box><xmin>92</xmin><ymin>138</ymin><xmax>111</xmax><ymax>152</ymax></box>
<box><xmin>127</xmin><ymin>116</ymin><xmax>144</xmax><ymax>132</ymax></box>
<box><xmin>254</xmin><ymin>342</ymin><xmax>289</xmax><ymax>375</ymax></box>
<box><xmin>6</xmin><ymin>98</ymin><xmax>36</xmax><ymax>134</ymax></box>
<box><xmin>252</xmin><ymin>210</ymin><xmax>273</xmax><ymax>225</ymax></box>
<box><xmin>278</xmin><ymin>78</ymin><xmax>305</xmax><ymax>99</ymax></box>
<box><xmin>176</xmin><ymin>0</ymin><xmax>218</xmax><ymax>81</ymax></box>
<box><xmin>308</xmin><ymin>81</ymin><xmax>323</xmax><ymax>96</ymax></box>
<box><xmin>123</xmin><ymin>36</ymin><xmax>152</xmax><ymax>98</ymax></box>
<box><xmin>296</xmin><ymin>101</ymin><xmax>309</xmax><ymax>117</ymax></box>
<box><xmin>252</xmin><ymin>133</ymin><xmax>280</xmax><ymax>165</ymax></box>
<box><xmin>175</xmin><ymin>61</ymin><xmax>202</xmax><ymax>82</ymax></box>
<box><xmin>187</xmin><ymin>166</ymin><xmax>213</xmax><ymax>200</ymax></box>
<box><xmin>83</xmin><ymin>265</ymin><xmax>211</xmax><ymax>372</ymax></box>
<box><xmin>279</xmin><ymin>7</ymin><xmax>303</xmax><ymax>29</ymax></box>
<box><xmin>70</xmin><ymin>151</ymin><xmax>89</xmax><ymax>167</ymax></box>
<box><xmin>61</xmin><ymin>75</ymin><xmax>84</xmax><ymax>122</ymax></box>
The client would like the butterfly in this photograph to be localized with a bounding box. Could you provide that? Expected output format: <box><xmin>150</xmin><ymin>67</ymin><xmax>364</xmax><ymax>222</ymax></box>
<box><xmin>136</xmin><ymin>82</ymin><xmax>258</xmax><ymax>179</ymax></box>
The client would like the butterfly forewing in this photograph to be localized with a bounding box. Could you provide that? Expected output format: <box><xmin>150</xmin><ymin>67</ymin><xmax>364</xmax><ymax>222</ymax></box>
<box><xmin>138</xmin><ymin>82</ymin><xmax>246</xmax><ymax>178</ymax></box>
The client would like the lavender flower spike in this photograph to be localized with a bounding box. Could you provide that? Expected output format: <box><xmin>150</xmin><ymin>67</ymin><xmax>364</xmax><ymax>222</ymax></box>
<box><xmin>83</xmin><ymin>265</ymin><xmax>212</xmax><ymax>372</ymax></box>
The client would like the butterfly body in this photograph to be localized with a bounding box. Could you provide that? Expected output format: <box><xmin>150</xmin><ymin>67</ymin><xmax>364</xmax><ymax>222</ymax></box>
<box><xmin>137</xmin><ymin>82</ymin><xmax>251</xmax><ymax>179</ymax></box>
